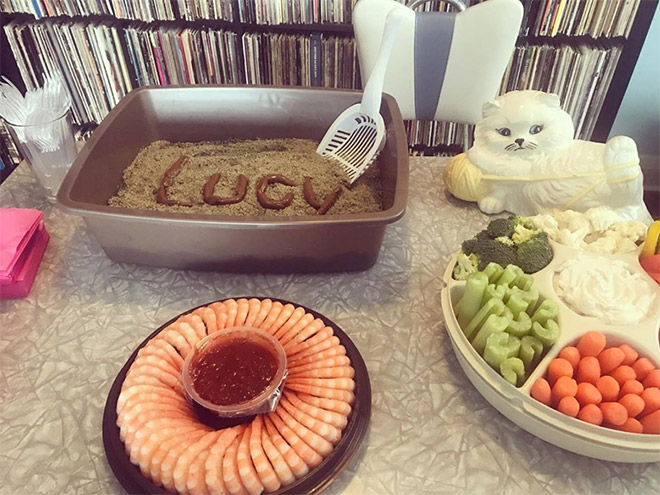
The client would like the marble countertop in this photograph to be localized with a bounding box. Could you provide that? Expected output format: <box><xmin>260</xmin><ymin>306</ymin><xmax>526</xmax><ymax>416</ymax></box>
<box><xmin>1</xmin><ymin>158</ymin><xmax>658</xmax><ymax>495</ymax></box>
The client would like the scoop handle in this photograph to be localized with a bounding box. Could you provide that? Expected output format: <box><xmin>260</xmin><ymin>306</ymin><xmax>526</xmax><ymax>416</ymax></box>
<box><xmin>359</xmin><ymin>9</ymin><xmax>403</xmax><ymax>119</ymax></box>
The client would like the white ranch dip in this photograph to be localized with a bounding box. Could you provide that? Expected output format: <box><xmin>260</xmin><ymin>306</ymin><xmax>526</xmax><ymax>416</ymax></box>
<box><xmin>555</xmin><ymin>254</ymin><xmax>657</xmax><ymax>325</ymax></box>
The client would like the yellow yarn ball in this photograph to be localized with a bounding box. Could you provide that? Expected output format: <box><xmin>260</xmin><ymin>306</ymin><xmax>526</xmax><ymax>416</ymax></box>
<box><xmin>443</xmin><ymin>153</ymin><xmax>491</xmax><ymax>202</ymax></box>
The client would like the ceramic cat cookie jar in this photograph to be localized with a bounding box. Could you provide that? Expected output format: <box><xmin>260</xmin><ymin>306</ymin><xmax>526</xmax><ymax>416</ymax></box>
<box><xmin>443</xmin><ymin>90</ymin><xmax>652</xmax><ymax>224</ymax></box>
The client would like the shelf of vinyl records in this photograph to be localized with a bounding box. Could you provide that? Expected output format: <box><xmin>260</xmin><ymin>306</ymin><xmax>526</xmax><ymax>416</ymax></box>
<box><xmin>1</xmin><ymin>0</ymin><xmax>642</xmax><ymax>39</ymax></box>
<box><xmin>0</xmin><ymin>0</ymin><xmax>648</xmax><ymax>154</ymax></box>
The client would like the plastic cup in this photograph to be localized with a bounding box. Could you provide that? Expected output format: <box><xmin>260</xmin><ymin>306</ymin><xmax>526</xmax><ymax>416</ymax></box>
<box><xmin>181</xmin><ymin>326</ymin><xmax>287</xmax><ymax>418</ymax></box>
<box><xmin>3</xmin><ymin>109</ymin><xmax>77</xmax><ymax>202</ymax></box>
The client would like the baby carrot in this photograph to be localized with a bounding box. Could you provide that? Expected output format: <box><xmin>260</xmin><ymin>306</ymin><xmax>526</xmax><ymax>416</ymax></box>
<box><xmin>558</xmin><ymin>346</ymin><xmax>580</xmax><ymax>369</ymax></box>
<box><xmin>577</xmin><ymin>356</ymin><xmax>601</xmax><ymax>385</ymax></box>
<box><xmin>577</xmin><ymin>404</ymin><xmax>603</xmax><ymax>425</ymax></box>
<box><xmin>618</xmin><ymin>393</ymin><xmax>645</xmax><ymax>418</ymax></box>
<box><xmin>599</xmin><ymin>402</ymin><xmax>628</xmax><ymax>426</ymax></box>
<box><xmin>575</xmin><ymin>382</ymin><xmax>602</xmax><ymax>406</ymax></box>
<box><xmin>597</xmin><ymin>347</ymin><xmax>625</xmax><ymax>375</ymax></box>
<box><xmin>642</xmin><ymin>369</ymin><xmax>660</xmax><ymax>389</ymax></box>
<box><xmin>618</xmin><ymin>344</ymin><xmax>638</xmax><ymax>366</ymax></box>
<box><xmin>640</xmin><ymin>387</ymin><xmax>660</xmax><ymax>417</ymax></box>
<box><xmin>548</xmin><ymin>358</ymin><xmax>574</xmax><ymax>384</ymax></box>
<box><xmin>610</xmin><ymin>417</ymin><xmax>643</xmax><ymax>434</ymax></box>
<box><xmin>576</xmin><ymin>331</ymin><xmax>606</xmax><ymax>357</ymax></box>
<box><xmin>640</xmin><ymin>410</ymin><xmax>660</xmax><ymax>434</ymax></box>
<box><xmin>552</xmin><ymin>376</ymin><xmax>578</xmax><ymax>404</ymax></box>
<box><xmin>557</xmin><ymin>396</ymin><xmax>580</xmax><ymax>417</ymax></box>
<box><xmin>631</xmin><ymin>358</ymin><xmax>655</xmax><ymax>382</ymax></box>
<box><xmin>596</xmin><ymin>375</ymin><xmax>620</xmax><ymax>402</ymax></box>
<box><xmin>609</xmin><ymin>365</ymin><xmax>637</xmax><ymax>386</ymax></box>
<box><xmin>620</xmin><ymin>379</ymin><xmax>644</xmax><ymax>396</ymax></box>
<box><xmin>531</xmin><ymin>377</ymin><xmax>552</xmax><ymax>406</ymax></box>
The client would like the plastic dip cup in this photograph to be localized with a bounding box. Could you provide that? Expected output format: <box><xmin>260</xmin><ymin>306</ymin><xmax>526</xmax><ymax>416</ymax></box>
<box><xmin>3</xmin><ymin>109</ymin><xmax>77</xmax><ymax>202</ymax></box>
<box><xmin>182</xmin><ymin>326</ymin><xmax>287</xmax><ymax>418</ymax></box>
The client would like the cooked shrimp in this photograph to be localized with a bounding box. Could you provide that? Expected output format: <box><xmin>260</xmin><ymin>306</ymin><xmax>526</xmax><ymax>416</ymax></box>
<box><xmin>259</xmin><ymin>419</ymin><xmax>295</xmax><ymax>486</ymax></box>
<box><xmin>288</xmin><ymin>344</ymin><xmax>347</xmax><ymax>367</ymax></box>
<box><xmin>263</xmin><ymin>416</ymin><xmax>309</xmax><ymax>478</ymax></box>
<box><xmin>122</xmin><ymin>370</ymin><xmax>182</xmax><ymax>393</ymax></box>
<box><xmin>170</xmin><ymin>320</ymin><xmax>201</xmax><ymax>348</ymax></box>
<box><xmin>118</xmin><ymin>384</ymin><xmax>182</xmax><ymax>411</ymax></box>
<box><xmin>120</xmin><ymin>408</ymin><xmax>193</xmax><ymax>443</ymax></box>
<box><xmin>284</xmin><ymin>326</ymin><xmax>334</xmax><ymax>356</ymax></box>
<box><xmin>126</xmin><ymin>359</ymin><xmax>181</xmax><ymax>387</ymax></box>
<box><xmin>181</xmin><ymin>313</ymin><xmax>208</xmax><ymax>340</ymax></box>
<box><xmin>279</xmin><ymin>396</ymin><xmax>342</xmax><ymax>444</ymax></box>
<box><xmin>259</xmin><ymin>301</ymin><xmax>284</xmax><ymax>333</ymax></box>
<box><xmin>286</xmin><ymin>377</ymin><xmax>355</xmax><ymax>391</ymax></box>
<box><xmin>234</xmin><ymin>298</ymin><xmax>251</xmax><ymax>327</ymax></box>
<box><xmin>236</xmin><ymin>425</ymin><xmax>264</xmax><ymax>495</ymax></box>
<box><xmin>265</xmin><ymin>303</ymin><xmax>295</xmax><ymax>335</ymax></box>
<box><xmin>134</xmin><ymin>425</ymin><xmax>200</xmax><ymax>475</ymax></box>
<box><xmin>267</xmin><ymin>412</ymin><xmax>323</xmax><ymax>468</ymax></box>
<box><xmin>209</xmin><ymin>302</ymin><xmax>229</xmax><ymax>332</ymax></box>
<box><xmin>154</xmin><ymin>328</ymin><xmax>192</xmax><ymax>357</ymax></box>
<box><xmin>281</xmin><ymin>319</ymin><xmax>326</xmax><ymax>350</ymax></box>
<box><xmin>223</xmin><ymin>299</ymin><xmax>239</xmax><ymax>328</ymax></box>
<box><xmin>129</xmin><ymin>418</ymin><xmax>201</xmax><ymax>459</ymax></box>
<box><xmin>243</xmin><ymin>298</ymin><xmax>263</xmax><ymax>327</ymax></box>
<box><xmin>276</xmin><ymin>313</ymin><xmax>316</xmax><ymax>346</ymax></box>
<box><xmin>161</xmin><ymin>430</ymin><xmax>210</xmax><ymax>492</ymax></box>
<box><xmin>290</xmin><ymin>365</ymin><xmax>355</xmax><ymax>379</ymax></box>
<box><xmin>249</xmin><ymin>415</ymin><xmax>280</xmax><ymax>492</ymax></box>
<box><xmin>150</xmin><ymin>429</ymin><xmax>207</xmax><ymax>487</ymax></box>
<box><xmin>284</xmin><ymin>391</ymin><xmax>348</xmax><ymax>428</ymax></box>
<box><xmin>118</xmin><ymin>391</ymin><xmax>188</xmax><ymax>418</ymax></box>
<box><xmin>194</xmin><ymin>306</ymin><xmax>218</xmax><ymax>334</ymax></box>
<box><xmin>272</xmin><ymin>306</ymin><xmax>306</xmax><ymax>340</ymax></box>
<box><xmin>131</xmin><ymin>352</ymin><xmax>180</xmax><ymax>376</ymax></box>
<box><xmin>296</xmin><ymin>392</ymin><xmax>353</xmax><ymax>415</ymax></box>
<box><xmin>205</xmin><ymin>427</ymin><xmax>243</xmax><ymax>495</ymax></box>
<box><xmin>173</xmin><ymin>430</ymin><xmax>223</xmax><ymax>495</ymax></box>
<box><xmin>222</xmin><ymin>435</ymin><xmax>248</xmax><ymax>495</ymax></box>
<box><xmin>286</xmin><ymin>383</ymin><xmax>355</xmax><ymax>402</ymax></box>
<box><xmin>288</xmin><ymin>355</ymin><xmax>351</xmax><ymax>375</ymax></box>
<box><xmin>250</xmin><ymin>299</ymin><xmax>272</xmax><ymax>328</ymax></box>
<box><xmin>274</xmin><ymin>406</ymin><xmax>333</xmax><ymax>456</ymax></box>
<box><xmin>259</xmin><ymin>420</ymin><xmax>294</xmax><ymax>486</ymax></box>
<box><xmin>138</xmin><ymin>340</ymin><xmax>183</xmax><ymax>370</ymax></box>
<box><xmin>287</xmin><ymin>336</ymin><xmax>341</xmax><ymax>363</ymax></box>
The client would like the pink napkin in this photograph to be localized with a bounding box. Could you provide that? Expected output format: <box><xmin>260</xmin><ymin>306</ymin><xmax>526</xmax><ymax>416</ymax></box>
<box><xmin>0</xmin><ymin>208</ymin><xmax>49</xmax><ymax>298</ymax></box>
<box><xmin>0</xmin><ymin>208</ymin><xmax>44</xmax><ymax>277</ymax></box>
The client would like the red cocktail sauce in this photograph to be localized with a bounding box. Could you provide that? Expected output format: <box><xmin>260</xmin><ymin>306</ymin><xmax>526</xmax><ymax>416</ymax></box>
<box><xmin>189</xmin><ymin>338</ymin><xmax>279</xmax><ymax>406</ymax></box>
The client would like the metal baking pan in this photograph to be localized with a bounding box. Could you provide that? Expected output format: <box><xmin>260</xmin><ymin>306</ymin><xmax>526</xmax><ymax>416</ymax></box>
<box><xmin>57</xmin><ymin>86</ymin><xmax>408</xmax><ymax>272</ymax></box>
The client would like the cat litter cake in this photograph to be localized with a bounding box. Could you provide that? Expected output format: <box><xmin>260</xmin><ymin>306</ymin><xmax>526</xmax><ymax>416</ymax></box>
<box><xmin>109</xmin><ymin>138</ymin><xmax>383</xmax><ymax>216</ymax></box>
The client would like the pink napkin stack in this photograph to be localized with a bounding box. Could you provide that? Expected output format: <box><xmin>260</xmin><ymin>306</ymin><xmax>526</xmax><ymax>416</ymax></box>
<box><xmin>0</xmin><ymin>208</ymin><xmax>50</xmax><ymax>299</ymax></box>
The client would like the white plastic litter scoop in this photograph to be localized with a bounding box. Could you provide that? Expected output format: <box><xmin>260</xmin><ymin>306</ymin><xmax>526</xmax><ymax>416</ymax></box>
<box><xmin>317</xmin><ymin>10</ymin><xmax>403</xmax><ymax>184</ymax></box>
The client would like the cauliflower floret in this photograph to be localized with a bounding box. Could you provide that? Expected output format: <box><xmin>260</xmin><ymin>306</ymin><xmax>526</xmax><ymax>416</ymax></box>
<box><xmin>584</xmin><ymin>207</ymin><xmax>623</xmax><ymax>232</ymax></box>
<box><xmin>556</xmin><ymin>228</ymin><xmax>587</xmax><ymax>248</ymax></box>
<box><xmin>585</xmin><ymin>235</ymin><xmax>617</xmax><ymax>253</ymax></box>
<box><xmin>529</xmin><ymin>214</ymin><xmax>559</xmax><ymax>237</ymax></box>
<box><xmin>556</xmin><ymin>209</ymin><xmax>591</xmax><ymax>233</ymax></box>
<box><xmin>611</xmin><ymin>221</ymin><xmax>647</xmax><ymax>243</ymax></box>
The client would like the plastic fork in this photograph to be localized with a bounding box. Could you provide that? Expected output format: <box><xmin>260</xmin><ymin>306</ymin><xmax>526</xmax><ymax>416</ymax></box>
<box><xmin>317</xmin><ymin>10</ymin><xmax>403</xmax><ymax>184</ymax></box>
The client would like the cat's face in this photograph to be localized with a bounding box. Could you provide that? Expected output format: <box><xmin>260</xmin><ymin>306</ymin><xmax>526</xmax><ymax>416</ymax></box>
<box><xmin>473</xmin><ymin>91</ymin><xmax>575</xmax><ymax>157</ymax></box>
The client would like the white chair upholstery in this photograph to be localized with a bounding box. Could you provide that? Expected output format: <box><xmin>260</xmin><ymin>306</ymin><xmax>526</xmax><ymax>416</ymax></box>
<box><xmin>353</xmin><ymin>0</ymin><xmax>523</xmax><ymax>125</ymax></box>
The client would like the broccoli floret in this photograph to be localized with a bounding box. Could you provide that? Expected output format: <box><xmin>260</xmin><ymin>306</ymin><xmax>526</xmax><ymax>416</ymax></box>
<box><xmin>475</xmin><ymin>239</ymin><xmax>517</xmax><ymax>270</ymax></box>
<box><xmin>487</xmin><ymin>216</ymin><xmax>516</xmax><ymax>238</ymax></box>
<box><xmin>496</xmin><ymin>236</ymin><xmax>515</xmax><ymax>246</ymax></box>
<box><xmin>453</xmin><ymin>252</ymin><xmax>479</xmax><ymax>280</ymax></box>
<box><xmin>462</xmin><ymin>230</ymin><xmax>491</xmax><ymax>255</ymax></box>
<box><xmin>516</xmin><ymin>231</ymin><xmax>553</xmax><ymax>273</ymax></box>
<box><xmin>512</xmin><ymin>219</ymin><xmax>543</xmax><ymax>245</ymax></box>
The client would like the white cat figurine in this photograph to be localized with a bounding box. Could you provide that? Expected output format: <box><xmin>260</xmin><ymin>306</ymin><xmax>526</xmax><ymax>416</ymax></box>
<box><xmin>467</xmin><ymin>90</ymin><xmax>652</xmax><ymax>224</ymax></box>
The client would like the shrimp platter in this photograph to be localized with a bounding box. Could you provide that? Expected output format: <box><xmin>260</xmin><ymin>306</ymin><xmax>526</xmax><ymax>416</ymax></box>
<box><xmin>105</xmin><ymin>297</ymin><xmax>370</xmax><ymax>495</ymax></box>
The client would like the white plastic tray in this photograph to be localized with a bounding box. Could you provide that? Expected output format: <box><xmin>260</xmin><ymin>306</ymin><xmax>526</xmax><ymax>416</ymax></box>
<box><xmin>440</xmin><ymin>241</ymin><xmax>660</xmax><ymax>463</ymax></box>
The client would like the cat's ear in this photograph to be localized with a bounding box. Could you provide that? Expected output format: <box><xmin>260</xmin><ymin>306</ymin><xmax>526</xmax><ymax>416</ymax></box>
<box><xmin>482</xmin><ymin>99</ymin><xmax>501</xmax><ymax>118</ymax></box>
<box><xmin>539</xmin><ymin>92</ymin><xmax>561</xmax><ymax>108</ymax></box>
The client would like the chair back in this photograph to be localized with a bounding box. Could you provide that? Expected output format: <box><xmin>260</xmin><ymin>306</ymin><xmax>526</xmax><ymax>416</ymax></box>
<box><xmin>353</xmin><ymin>0</ymin><xmax>523</xmax><ymax>124</ymax></box>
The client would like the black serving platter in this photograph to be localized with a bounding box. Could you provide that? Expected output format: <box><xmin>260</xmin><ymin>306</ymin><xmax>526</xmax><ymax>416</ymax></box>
<box><xmin>102</xmin><ymin>297</ymin><xmax>371</xmax><ymax>494</ymax></box>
